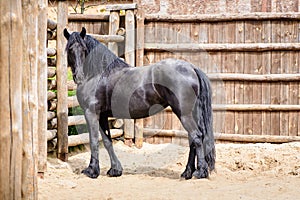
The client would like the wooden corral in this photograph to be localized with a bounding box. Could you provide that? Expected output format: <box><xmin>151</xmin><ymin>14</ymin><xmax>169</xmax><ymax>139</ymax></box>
<box><xmin>61</xmin><ymin>0</ymin><xmax>300</xmax><ymax>147</ymax></box>
<box><xmin>0</xmin><ymin>0</ymin><xmax>48</xmax><ymax>198</ymax></box>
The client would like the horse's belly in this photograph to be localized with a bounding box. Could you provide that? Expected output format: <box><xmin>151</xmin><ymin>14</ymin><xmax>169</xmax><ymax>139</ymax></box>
<box><xmin>110</xmin><ymin>83</ymin><xmax>167</xmax><ymax>119</ymax></box>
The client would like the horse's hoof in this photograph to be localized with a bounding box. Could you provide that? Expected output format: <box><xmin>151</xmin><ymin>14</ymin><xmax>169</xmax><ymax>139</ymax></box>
<box><xmin>107</xmin><ymin>168</ymin><xmax>122</xmax><ymax>177</ymax></box>
<box><xmin>81</xmin><ymin>166</ymin><xmax>100</xmax><ymax>179</ymax></box>
<box><xmin>181</xmin><ymin>166</ymin><xmax>195</xmax><ymax>180</ymax></box>
<box><xmin>192</xmin><ymin>168</ymin><xmax>209</xmax><ymax>179</ymax></box>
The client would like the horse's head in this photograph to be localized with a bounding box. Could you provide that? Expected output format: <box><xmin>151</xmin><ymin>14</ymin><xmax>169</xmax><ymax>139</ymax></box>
<box><xmin>64</xmin><ymin>27</ymin><xmax>87</xmax><ymax>84</ymax></box>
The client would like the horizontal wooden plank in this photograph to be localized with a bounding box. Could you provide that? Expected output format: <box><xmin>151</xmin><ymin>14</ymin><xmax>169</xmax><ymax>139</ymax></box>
<box><xmin>144</xmin><ymin>43</ymin><xmax>300</xmax><ymax>52</ymax></box>
<box><xmin>89</xmin><ymin>33</ymin><xmax>124</xmax><ymax>43</ymax></box>
<box><xmin>208</xmin><ymin>73</ymin><xmax>300</xmax><ymax>82</ymax></box>
<box><xmin>143</xmin><ymin>128</ymin><xmax>300</xmax><ymax>143</ymax></box>
<box><xmin>164</xmin><ymin>104</ymin><xmax>300</xmax><ymax>112</ymax></box>
<box><xmin>213</xmin><ymin>104</ymin><xmax>300</xmax><ymax>111</ymax></box>
<box><xmin>145</xmin><ymin>12</ymin><xmax>300</xmax><ymax>22</ymax></box>
<box><xmin>106</xmin><ymin>3</ymin><xmax>137</xmax><ymax>11</ymax></box>
<box><xmin>68</xmin><ymin>14</ymin><xmax>109</xmax><ymax>21</ymax></box>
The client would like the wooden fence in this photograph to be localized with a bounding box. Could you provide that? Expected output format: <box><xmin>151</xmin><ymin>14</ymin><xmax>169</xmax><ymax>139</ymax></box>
<box><xmin>0</xmin><ymin>0</ymin><xmax>48</xmax><ymax>198</ymax></box>
<box><xmin>60</xmin><ymin>4</ymin><xmax>300</xmax><ymax>147</ymax></box>
<box><xmin>141</xmin><ymin>12</ymin><xmax>300</xmax><ymax>145</ymax></box>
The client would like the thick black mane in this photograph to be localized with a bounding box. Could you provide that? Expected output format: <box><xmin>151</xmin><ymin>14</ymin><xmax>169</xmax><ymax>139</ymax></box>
<box><xmin>66</xmin><ymin>32</ymin><xmax>131</xmax><ymax>82</ymax></box>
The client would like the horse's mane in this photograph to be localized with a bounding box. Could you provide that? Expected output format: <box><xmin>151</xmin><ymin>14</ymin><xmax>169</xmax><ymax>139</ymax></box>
<box><xmin>67</xmin><ymin>32</ymin><xmax>131</xmax><ymax>81</ymax></box>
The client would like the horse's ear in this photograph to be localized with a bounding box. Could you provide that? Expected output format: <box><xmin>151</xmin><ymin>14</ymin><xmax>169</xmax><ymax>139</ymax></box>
<box><xmin>80</xmin><ymin>27</ymin><xmax>86</xmax><ymax>39</ymax></box>
<box><xmin>64</xmin><ymin>28</ymin><xmax>70</xmax><ymax>40</ymax></box>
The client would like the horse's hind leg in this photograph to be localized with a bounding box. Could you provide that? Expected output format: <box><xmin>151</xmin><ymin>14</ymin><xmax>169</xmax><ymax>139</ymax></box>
<box><xmin>181</xmin><ymin>141</ymin><xmax>196</xmax><ymax>179</ymax></box>
<box><xmin>99</xmin><ymin>113</ymin><xmax>123</xmax><ymax>177</ymax></box>
<box><xmin>180</xmin><ymin>115</ymin><xmax>209</xmax><ymax>179</ymax></box>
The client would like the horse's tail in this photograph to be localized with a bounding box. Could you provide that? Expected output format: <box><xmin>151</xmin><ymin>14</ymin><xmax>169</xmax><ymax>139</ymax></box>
<box><xmin>194</xmin><ymin>68</ymin><xmax>216</xmax><ymax>172</ymax></box>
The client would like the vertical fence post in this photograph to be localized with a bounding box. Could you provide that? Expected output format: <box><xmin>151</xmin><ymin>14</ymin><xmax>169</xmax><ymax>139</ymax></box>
<box><xmin>0</xmin><ymin>0</ymin><xmax>23</xmax><ymax>199</ymax></box>
<box><xmin>38</xmin><ymin>0</ymin><xmax>48</xmax><ymax>176</ymax></box>
<box><xmin>56</xmin><ymin>0</ymin><xmax>69</xmax><ymax>161</ymax></box>
<box><xmin>22</xmin><ymin>0</ymin><xmax>39</xmax><ymax>198</ymax></box>
<box><xmin>135</xmin><ymin>9</ymin><xmax>145</xmax><ymax>148</ymax></box>
<box><xmin>108</xmin><ymin>11</ymin><xmax>120</xmax><ymax>55</ymax></box>
<box><xmin>124</xmin><ymin>9</ymin><xmax>136</xmax><ymax>146</ymax></box>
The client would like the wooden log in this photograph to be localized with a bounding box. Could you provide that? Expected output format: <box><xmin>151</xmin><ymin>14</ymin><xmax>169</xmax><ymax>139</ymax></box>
<box><xmin>145</xmin><ymin>12</ymin><xmax>300</xmax><ymax>22</ymax></box>
<box><xmin>22</xmin><ymin>0</ymin><xmax>39</xmax><ymax>198</ymax></box>
<box><xmin>47</xmin><ymin>130</ymin><xmax>57</xmax><ymax>141</ymax></box>
<box><xmin>47</xmin><ymin>48</ymin><xmax>56</xmax><ymax>56</ymax></box>
<box><xmin>144</xmin><ymin>43</ymin><xmax>300</xmax><ymax>52</ymax></box>
<box><xmin>208</xmin><ymin>73</ymin><xmax>300</xmax><ymax>82</ymax></box>
<box><xmin>0</xmin><ymin>0</ymin><xmax>23</xmax><ymax>198</ymax></box>
<box><xmin>164</xmin><ymin>104</ymin><xmax>300</xmax><ymax>112</ymax></box>
<box><xmin>48</xmin><ymin>99</ymin><xmax>57</xmax><ymax>111</ymax></box>
<box><xmin>68</xmin><ymin>14</ymin><xmax>109</xmax><ymax>22</ymax></box>
<box><xmin>48</xmin><ymin>118</ymin><xmax>57</xmax><ymax>129</ymax></box>
<box><xmin>47</xmin><ymin>30</ymin><xmax>57</xmax><ymax>40</ymax></box>
<box><xmin>108</xmin><ymin>11</ymin><xmax>120</xmax><ymax>55</ymax></box>
<box><xmin>56</xmin><ymin>0</ymin><xmax>69</xmax><ymax>161</ymax></box>
<box><xmin>135</xmin><ymin>9</ymin><xmax>145</xmax><ymax>149</ymax></box>
<box><xmin>215</xmin><ymin>133</ymin><xmax>300</xmax><ymax>143</ymax></box>
<box><xmin>69</xmin><ymin>129</ymin><xmax>123</xmax><ymax>147</ymax></box>
<box><xmin>112</xmin><ymin>119</ymin><xmax>124</xmax><ymax>129</ymax></box>
<box><xmin>213</xmin><ymin>104</ymin><xmax>300</xmax><ymax>111</ymax></box>
<box><xmin>47</xmin><ymin>112</ymin><xmax>56</xmax><ymax>121</ymax></box>
<box><xmin>106</xmin><ymin>3</ymin><xmax>137</xmax><ymax>11</ymax></box>
<box><xmin>48</xmin><ymin>67</ymin><xmax>56</xmax><ymax>78</ymax></box>
<box><xmin>47</xmin><ymin>18</ymin><xmax>57</xmax><ymax>30</ymax></box>
<box><xmin>143</xmin><ymin>128</ymin><xmax>300</xmax><ymax>143</ymax></box>
<box><xmin>47</xmin><ymin>91</ymin><xmax>56</xmax><ymax>101</ymax></box>
<box><xmin>49</xmin><ymin>129</ymin><xmax>123</xmax><ymax>150</ymax></box>
<box><xmin>124</xmin><ymin>9</ymin><xmax>135</xmax><ymax>146</ymax></box>
<box><xmin>48</xmin><ymin>79</ymin><xmax>77</xmax><ymax>91</ymax></box>
<box><xmin>68</xmin><ymin>115</ymin><xmax>86</xmax><ymax>126</ymax></box>
<box><xmin>89</xmin><ymin>33</ymin><xmax>124</xmax><ymax>43</ymax></box>
<box><xmin>68</xmin><ymin>96</ymin><xmax>79</xmax><ymax>108</ymax></box>
<box><xmin>48</xmin><ymin>79</ymin><xmax>56</xmax><ymax>90</ymax></box>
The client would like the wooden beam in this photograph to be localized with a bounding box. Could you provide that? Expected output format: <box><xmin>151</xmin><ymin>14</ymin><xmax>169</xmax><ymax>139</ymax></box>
<box><xmin>49</xmin><ymin>129</ymin><xmax>123</xmax><ymax>150</ymax></box>
<box><xmin>108</xmin><ymin>11</ymin><xmax>120</xmax><ymax>55</ymax></box>
<box><xmin>106</xmin><ymin>3</ymin><xmax>137</xmax><ymax>11</ymax></box>
<box><xmin>135</xmin><ymin>9</ymin><xmax>145</xmax><ymax>148</ymax></box>
<box><xmin>144</xmin><ymin>43</ymin><xmax>300</xmax><ymax>52</ymax></box>
<box><xmin>145</xmin><ymin>12</ymin><xmax>300</xmax><ymax>22</ymax></box>
<box><xmin>0</xmin><ymin>0</ymin><xmax>23</xmax><ymax>198</ymax></box>
<box><xmin>22</xmin><ymin>0</ymin><xmax>39</xmax><ymax>198</ymax></box>
<box><xmin>124</xmin><ymin>9</ymin><xmax>136</xmax><ymax>146</ymax></box>
<box><xmin>56</xmin><ymin>0</ymin><xmax>69</xmax><ymax>161</ymax></box>
<box><xmin>164</xmin><ymin>104</ymin><xmax>300</xmax><ymax>112</ymax></box>
<box><xmin>68</xmin><ymin>14</ymin><xmax>109</xmax><ymax>22</ymax></box>
<box><xmin>213</xmin><ymin>104</ymin><xmax>300</xmax><ymax>111</ymax></box>
<box><xmin>88</xmin><ymin>33</ymin><xmax>124</xmax><ymax>43</ymax></box>
<box><xmin>143</xmin><ymin>128</ymin><xmax>300</xmax><ymax>143</ymax></box>
<box><xmin>208</xmin><ymin>73</ymin><xmax>300</xmax><ymax>82</ymax></box>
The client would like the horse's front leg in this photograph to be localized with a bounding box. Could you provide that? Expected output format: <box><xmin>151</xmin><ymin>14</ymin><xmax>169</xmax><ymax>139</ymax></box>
<box><xmin>99</xmin><ymin>114</ymin><xmax>123</xmax><ymax>177</ymax></box>
<box><xmin>82</xmin><ymin>109</ymin><xmax>100</xmax><ymax>178</ymax></box>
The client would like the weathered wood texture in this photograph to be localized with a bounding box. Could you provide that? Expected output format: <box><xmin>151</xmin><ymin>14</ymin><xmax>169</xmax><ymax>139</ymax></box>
<box><xmin>135</xmin><ymin>9</ymin><xmax>145</xmax><ymax>148</ymax></box>
<box><xmin>0</xmin><ymin>0</ymin><xmax>23</xmax><ymax>199</ymax></box>
<box><xmin>56</xmin><ymin>1</ymin><xmax>69</xmax><ymax>161</ymax></box>
<box><xmin>22</xmin><ymin>0</ymin><xmax>39</xmax><ymax>199</ymax></box>
<box><xmin>143</xmin><ymin>11</ymin><xmax>300</xmax><ymax>144</ymax></box>
<box><xmin>124</xmin><ymin>9</ymin><xmax>136</xmax><ymax>144</ymax></box>
<box><xmin>38</xmin><ymin>0</ymin><xmax>48</xmax><ymax>174</ymax></box>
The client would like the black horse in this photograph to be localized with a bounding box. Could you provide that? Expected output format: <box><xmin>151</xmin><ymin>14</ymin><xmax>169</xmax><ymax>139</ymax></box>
<box><xmin>64</xmin><ymin>27</ymin><xmax>215</xmax><ymax>179</ymax></box>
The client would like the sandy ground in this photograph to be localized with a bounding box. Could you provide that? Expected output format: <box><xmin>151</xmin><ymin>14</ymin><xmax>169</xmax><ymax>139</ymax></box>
<box><xmin>39</xmin><ymin>141</ymin><xmax>300</xmax><ymax>200</ymax></box>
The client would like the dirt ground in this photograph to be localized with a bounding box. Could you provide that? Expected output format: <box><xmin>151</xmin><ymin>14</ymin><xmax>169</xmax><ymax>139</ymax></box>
<box><xmin>39</xmin><ymin>141</ymin><xmax>300</xmax><ymax>200</ymax></box>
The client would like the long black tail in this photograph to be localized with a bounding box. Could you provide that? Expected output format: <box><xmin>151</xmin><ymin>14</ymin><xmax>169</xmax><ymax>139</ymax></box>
<box><xmin>194</xmin><ymin>68</ymin><xmax>216</xmax><ymax>172</ymax></box>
